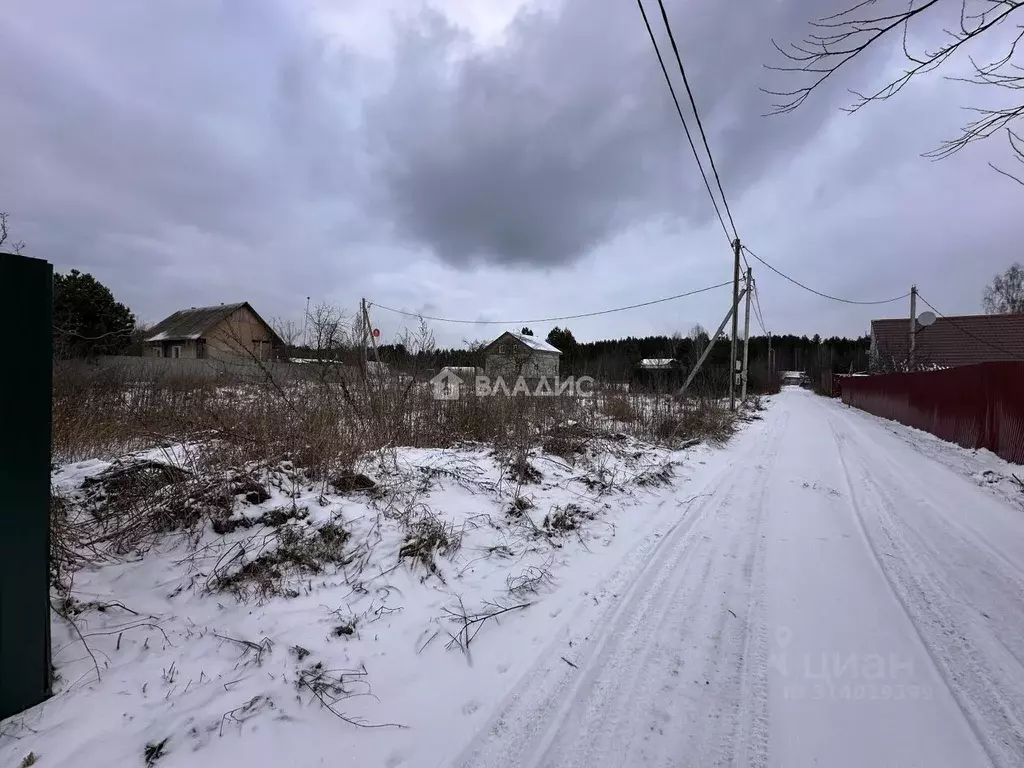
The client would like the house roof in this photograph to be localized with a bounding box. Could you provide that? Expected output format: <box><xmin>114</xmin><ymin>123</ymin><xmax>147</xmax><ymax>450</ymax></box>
<box><xmin>871</xmin><ymin>313</ymin><xmax>1024</xmax><ymax>368</ymax></box>
<box><xmin>484</xmin><ymin>331</ymin><xmax>562</xmax><ymax>355</ymax></box>
<box><xmin>145</xmin><ymin>302</ymin><xmax>283</xmax><ymax>345</ymax></box>
<box><xmin>638</xmin><ymin>358</ymin><xmax>677</xmax><ymax>369</ymax></box>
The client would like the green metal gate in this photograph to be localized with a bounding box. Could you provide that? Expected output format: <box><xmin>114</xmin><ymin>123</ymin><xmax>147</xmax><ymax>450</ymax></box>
<box><xmin>0</xmin><ymin>251</ymin><xmax>53</xmax><ymax>721</ymax></box>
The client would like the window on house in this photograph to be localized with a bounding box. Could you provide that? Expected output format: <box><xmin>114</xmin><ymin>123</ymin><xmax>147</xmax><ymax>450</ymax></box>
<box><xmin>171</xmin><ymin>345</ymin><xmax>181</xmax><ymax>359</ymax></box>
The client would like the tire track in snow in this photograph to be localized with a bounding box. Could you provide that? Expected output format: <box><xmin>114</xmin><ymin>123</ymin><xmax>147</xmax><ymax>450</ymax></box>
<box><xmin>826</xmin><ymin>403</ymin><xmax>1024</xmax><ymax>768</ymax></box>
<box><xmin>835</xmin><ymin>407</ymin><xmax>1024</xmax><ymax>588</ymax></box>
<box><xmin>453</xmin><ymin>409</ymin><xmax>788</xmax><ymax>768</ymax></box>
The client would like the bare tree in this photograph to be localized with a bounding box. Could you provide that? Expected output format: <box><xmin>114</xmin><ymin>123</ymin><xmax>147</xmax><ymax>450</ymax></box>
<box><xmin>687</xmin><ymin>323</ymin><xmax>710</xmax><ymax>366</ymax></box>
<box><xmin>983</xmin><ymin>262</ymin><xmax>1024</xmax><ymax>313</ymax></box>
<box><xmin>0</xmin><ymin>211</ymin><xmax>26</xmax><ymax>254</ymax></box>
<box><xmin>668</xmin><ymin>330</ymin><xmax>685</xmax><ymax>359</ymax></box>
<box><xmin>271</xmin><ymin>317</ymin><xmax>303</xmax><ymax>357</ymax></box>
<box><xmin>305</xmin><ymin>303</ymin><xmax>359</xmax><ymax>362</ymax></box>
<box><xmin>767</xmin><ymin>0</ymin><xmax>1024</xmax><ymax>182</ymax></box>
<box><xmin>392</xmin><ymin>317</ymin><xmax>437</xmax><ymax>386</ymax></box>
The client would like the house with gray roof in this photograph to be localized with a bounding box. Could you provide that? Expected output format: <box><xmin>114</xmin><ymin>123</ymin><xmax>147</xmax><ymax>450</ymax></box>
<box><xmin>483</xmin><ymin>331</ymin><xmax>561</xmax><ymax>379</ymax></box>
<box><xmin>144</xmin><ymin>302</ymin><xmax>283</xmax><ymax>361</ymax></box>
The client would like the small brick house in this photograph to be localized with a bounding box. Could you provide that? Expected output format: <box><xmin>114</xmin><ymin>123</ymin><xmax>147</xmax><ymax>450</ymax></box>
<box><xmin>483</xmin><ymin>332</ymin><xmax>561</xmax><ymax>379</ymax></box>
<box><xmin>144</xmin><ymin>302</ymin><xmax>284</xmax><ymax>361</ymax></box>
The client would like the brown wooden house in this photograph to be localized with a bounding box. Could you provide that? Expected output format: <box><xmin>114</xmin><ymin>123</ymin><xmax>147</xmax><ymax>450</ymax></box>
<box><xmin>144</xmin><ymin>302</ymin><xmax>283</xmax><ymax>361</ymax></box>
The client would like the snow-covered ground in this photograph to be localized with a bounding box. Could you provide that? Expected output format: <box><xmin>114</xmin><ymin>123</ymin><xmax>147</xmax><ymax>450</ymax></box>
<box><xmin>5</xmin><ymin>389</ymin><xmax>1024</xmax><ymax>767</ymax></box>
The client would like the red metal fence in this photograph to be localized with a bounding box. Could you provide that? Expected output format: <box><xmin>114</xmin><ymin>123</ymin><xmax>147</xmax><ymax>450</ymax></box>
<box><xmin>840</xmin><ymin>362</ymin><xmax>1024</xmax><ymax>465</ymax></box>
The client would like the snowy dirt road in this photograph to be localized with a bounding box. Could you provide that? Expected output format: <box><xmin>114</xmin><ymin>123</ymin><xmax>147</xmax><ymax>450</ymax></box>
<box><xmin>451</xmin><ymin>389</ymin><xmax>1024</xmax><ymax>768</ymax></box>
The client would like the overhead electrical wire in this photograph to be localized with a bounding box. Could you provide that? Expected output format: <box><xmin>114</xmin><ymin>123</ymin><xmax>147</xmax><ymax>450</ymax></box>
<box><xmin>653</xmin><ymin>0</ymin><xmax>738</xmax><ymax>241</ymax></box>
<box><xmin>635</xmin><ymin>0</ymin><xmax>732</xmax><ymax>246</ymax></box>
<box><xmin>742</xmin><ymin>245</ymin><xmax>911</xmax><ymax>306</ymax></box>
<box><xmin>751</xmin><ymin>281</ymin><xmax>769</xmax><ymax>335</ymax></box>
<box><xmin>368</xmin><ymin>280</ymin><xmax>732</xmax><ymax>325</ymax></box>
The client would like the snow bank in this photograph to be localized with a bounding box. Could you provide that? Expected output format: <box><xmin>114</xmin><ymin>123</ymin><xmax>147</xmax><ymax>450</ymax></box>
<box><xmin>2</xmin><ymin>433</ymin><xmax>733</xmax><ymax>768</ymax></box>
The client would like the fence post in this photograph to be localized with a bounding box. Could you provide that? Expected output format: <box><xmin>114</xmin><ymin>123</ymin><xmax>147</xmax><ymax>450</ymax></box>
<box><xmin>0</xmin><ymin>252</ymin><xmax>53</xmax><ymax>720</ymax></box>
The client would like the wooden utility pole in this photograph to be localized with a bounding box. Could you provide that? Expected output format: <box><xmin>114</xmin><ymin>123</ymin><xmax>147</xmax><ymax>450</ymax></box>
<box><xmin>768</xmin><ymin>332</ymin><xmax>774</xmax><ymax>390</ymax></box>
<box><xmin>908</xmin><ymin>285</ymin><xmax>917</xmax><ymax>371</ymax></box>
<box><xmin>741</xmin><ymin>267</ymin><xmax>752</xmax><ymax>401</ymax></box>
<box><xmin>302</xmin><ymin>296</ymin><xmax>310</xmax><ymax>348</ymax></box>
<box><xmin>729</xmin><ymin>238</ymin><xmax>741</xmax><ymax>411</ymax></box>
<box><xmin>361</xmin><ymin>298</ymin><xmax>381</xmax><ymax>365</ymax></box>
<box><xmin>679</xmin><ymin>289</ymin><xmax>747</xmax><ymax>398</ymax></box>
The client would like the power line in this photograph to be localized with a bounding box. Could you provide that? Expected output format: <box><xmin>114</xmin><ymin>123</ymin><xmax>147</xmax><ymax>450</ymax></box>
<box><xmin>751</xmin><ymin>280</ymin><xmax>768</xmax><ymax>335</ymax></box>
<box><xmin>369</xmin><ymin>281</ymin><xmax>732</xmax><ymax>325</ymax></box>
<box><xmin>915</xmin><ymin>293</ymin><xmax>1024</xmax><ymax>362</ymax></box>
<box><xmin>742</xmin><ymin>246</ymin><xmax>910</xmax><ymax>306</ymax></box>
<box><xmin>749</xmin><ymin>275</ymin><xmax>768</xmax><ymax>335</ymax></box>
<box><xmin>653</xmin><ymin>0</ymin><xmax>738</xmax><ymax>241</ymax></box>
<box><xmin>635</xmin><ymin>0</ymin><xmax>732</xmax><ymax>245</ymax></box>
<box><xmin>53</xmin><ymin>325</ymin><xmax>134</xmax><ymax>340</ymax></box>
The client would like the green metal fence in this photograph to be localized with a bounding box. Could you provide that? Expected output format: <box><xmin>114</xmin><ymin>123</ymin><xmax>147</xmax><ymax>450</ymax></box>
<box><xmin>0</xmin><ymin>251</ymin><xmax>53</xmax><ymax>721</ymax></box>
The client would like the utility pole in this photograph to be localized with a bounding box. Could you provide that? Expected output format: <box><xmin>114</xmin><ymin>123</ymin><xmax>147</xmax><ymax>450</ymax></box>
<box><xmin>359</xmin><ymin>298</ymin><xmax>367</xmax><ymax>356</ymax></box>
<box><xmin>740</xmin><ymin>267</ymin><xmax>752</xmax><ymax>401</ymax></box>
<box><xmin>302</xmin><ymin>296</ymin><xmax>310</xmax><ymax>348</ymax></box>
<box><xmin>909</xmin><ymin>285</ymin><xmax>917</xmax><ymax>371</ymax></box>
<box><xmin>729</xmin><ymin>238</ymin><xmax>741</xmax><ymax>411</ymax></box>
<box><xmin>361</xmin><ymin>298</ymin><xmax>381</xmax><ymax>365</ymax></box>
<box><xmin>768</xmin><ymin>332</ymin><xmax>774</xmax><ymax>390</ymax></box>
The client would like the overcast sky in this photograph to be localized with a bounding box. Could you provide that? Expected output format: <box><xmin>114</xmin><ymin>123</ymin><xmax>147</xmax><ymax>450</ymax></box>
<box><xmin>2</xmin><ymin>0</ymin><xmax>1021</xmax><ymax>347</ymax></box>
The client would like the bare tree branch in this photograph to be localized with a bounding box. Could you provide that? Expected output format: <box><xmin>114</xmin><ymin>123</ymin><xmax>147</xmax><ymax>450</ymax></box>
<box><xmin>0</xmin><ymin>211</ymin><xmax>26</xmax><ymax>254</ymax></box>
<box><xmin>767</xmin><ymin>0</ymin><xmax>1024</xmax><ymax>176</ymax></box>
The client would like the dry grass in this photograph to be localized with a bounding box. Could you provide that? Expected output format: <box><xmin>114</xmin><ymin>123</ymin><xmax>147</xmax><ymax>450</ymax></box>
<box><xmin>50</xmin><ymin>361</ymin><xmax>737</xmax><ymax>598</ymax></box>
<box><xmin>211</xmin><ymin>522</ymin><xmax>353</xmax><ymax>601</ymax></box>
<box><xmin>398</xmin><ymin>510</ymin><xmax>463</xmax><ymax>581</ymax></box>
<box><xmin>53</xmin><ymin>363</ymin><xmax>735</xmax><ymax>465</ymax></box>
<box><xmin>602</xmin><ymin>395</ymin><xmax>637</xmax><ymax>423</ymax></box>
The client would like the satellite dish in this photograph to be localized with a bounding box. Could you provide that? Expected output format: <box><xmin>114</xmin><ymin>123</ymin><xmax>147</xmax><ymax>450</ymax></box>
<box><xmin>917</xmin><ymin>310</ymin><xmax>937</xmax><ymax>327</ymax></box>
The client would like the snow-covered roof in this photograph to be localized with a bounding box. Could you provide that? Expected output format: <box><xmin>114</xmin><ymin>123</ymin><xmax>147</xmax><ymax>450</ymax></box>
<box><xmin>488</xmin><ymin>332</ymin><xmax>562</xmax><ymax>355</ymax></box>
<box><xmin>639</xmin><ymin>358</ymin><xmax>676</xmax><ymax>369</ymax></box>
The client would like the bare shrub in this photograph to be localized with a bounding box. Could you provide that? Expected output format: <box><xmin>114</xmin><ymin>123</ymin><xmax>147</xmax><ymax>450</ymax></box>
<box><xmin>296</xmin><ymin>662</ymin><xmax>404</xmax><ymax>728</ymax></box>
<box><xmin>506</xmin><ymin>561</ymin><xmax>554</xmax><ymax>598</ymax></box>
<box><xmin>398</xmin><ymin>511</ymin><xmax>462</xmax><ymax>580</ymax></box>
<box><xmin>442</xmin><ymin>598</ymin><xmax>532</xmax><ymax>653</ymax></box>
<box><xmin>212</xmin><ymin>522</ymin><xmax>352</xmax><ymax>600</ymax></box>
<box><xmin>602</xmin><ymin>395</ymin><xmax>637</xmax><ymax>423</ymax></box>
<box><xmin>543</xmin><ymin>503</ymin><xmax>592</xmax><ymax>533</ymax></box>
<box><xmin>507</xmin><ymin>495</ymin><xmax>534</xmax><ymax>518</ymax></box>
<box><xmin>506</xmin><ymin>452</ymin><xmax>542</xmax><ymax>485</ymax></box>
<box><xmin>631</xmin><ymin>461</ymin><xmax>675</xmax><ymax>487</ymax></box>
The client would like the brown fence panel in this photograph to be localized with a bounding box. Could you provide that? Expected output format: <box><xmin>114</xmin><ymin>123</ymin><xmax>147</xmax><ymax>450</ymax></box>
<box><xmin>840</xmin><ymin>362</ymin><xmax>1024</xmax><ymax>465</ymax></box>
